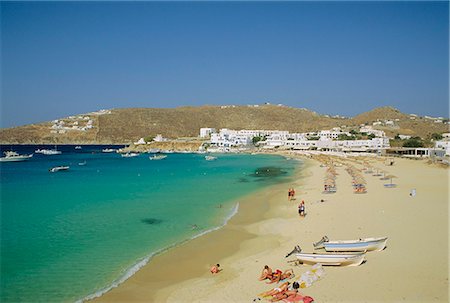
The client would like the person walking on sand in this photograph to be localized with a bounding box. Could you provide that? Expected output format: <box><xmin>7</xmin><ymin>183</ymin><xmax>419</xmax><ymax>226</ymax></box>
<box><xmin>298</xmin><ymin>200</ymin><xmax>305</xmax><ymax>217</ymax></box>
<box><xmin>291</xmin><ymin>188</ymin><xmax>296</xmax><ymax>200</ymax></box>
<box><xmin>288</xmin><ymin>188</ymin><xmax>292</xmax><ymax>201</ymax></box>
<box><xmin>210</xmin><ymin>264</ymin><xmax>221</xmax><ymax>274</ymax></box>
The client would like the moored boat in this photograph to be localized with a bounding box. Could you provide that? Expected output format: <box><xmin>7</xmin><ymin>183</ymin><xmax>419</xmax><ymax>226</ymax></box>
<box><xmin>205</xmin><ymin>155</ymin><xmax>217</xmax><ymax>161</ymax></box>
<box><xmin>313</xmin><ymin>236</ymin><xmax>388</xmax><ymax>252</ymax></box>
<box><xmin>49</xmin><ymin>166</ymin><xmax>70</xmax><ymax>172</ymax></box>
<box><xmin>0</xmin><ymin>151</ymin><xmax>33</xmax><ymax>162</ymax></box>
<box><xmin>122</xmin><ymin>152</ymin><xmax>139</xmax><ymax>158</ymax></box>
<box><xmin>35</xmin><ymin>148</ymin><xmax>62</xmax><ymax>155</ymax></box>
<box><xmin>149</xmin><ymin>154</ymin><xmax>167</xmax><ymax>160</ymax></box>
<box><xmin>102</xmin><ymin>148</ymin><xmax>116</xmax><ymax>153</ymax></box>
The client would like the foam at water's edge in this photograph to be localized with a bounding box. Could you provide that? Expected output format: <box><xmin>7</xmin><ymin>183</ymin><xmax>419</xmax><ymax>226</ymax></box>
<box><xmin>78</xmin><ymin>202</ymin><xmax>240</xmax><ymax>302</ymax></box>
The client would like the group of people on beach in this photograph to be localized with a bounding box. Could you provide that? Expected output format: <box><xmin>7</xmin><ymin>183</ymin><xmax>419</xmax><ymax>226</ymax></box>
<box><xmin>258</xmin><ymin>265</ymin><xmax>313</xmax><ymax>302</ymax></box>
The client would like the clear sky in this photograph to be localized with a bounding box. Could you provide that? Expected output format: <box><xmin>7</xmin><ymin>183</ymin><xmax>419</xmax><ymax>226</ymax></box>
<box><xmin>1</xmin><ymin>1</ymin><xmax>449</xmax><ymax>128</ymax></box>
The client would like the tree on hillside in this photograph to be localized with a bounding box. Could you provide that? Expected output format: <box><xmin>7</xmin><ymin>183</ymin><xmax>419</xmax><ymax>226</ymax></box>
<box><xmin>430</xmin><ymin>133</ymin><xmax>443</xmax><ymax>141</ymax></box>
<box><xmin>402</xmin><ymin>138</ymin><xmax>424</xmax><ymax>148</ymax></box>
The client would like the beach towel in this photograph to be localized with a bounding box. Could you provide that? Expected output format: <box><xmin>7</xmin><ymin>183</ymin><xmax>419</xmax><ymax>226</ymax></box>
<box><xmin>283</xmin><ymin>293</ymin><xmax>304</xmax><ymax>303</ymax></box>
<box><xmin>302</xmin><ymin>296</ymin><xmax>314</xmax><ymax>303</ymax></box>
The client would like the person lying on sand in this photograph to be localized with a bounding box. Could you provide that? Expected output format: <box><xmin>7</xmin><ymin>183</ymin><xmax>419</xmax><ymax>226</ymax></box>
<box><xmin>259</xmin><ymin>281</ymin><xmax>290</xmax><ymax>298</ymax></box>
<box><xmin>270</xmin><ymin>282</ymin><xmax>300</xmax><ymax>302</ymax></box>
<box><xmin>210</xmin><ymin>264</ymin><xmax>221</xmax><ymax>274</ymax></box>
<box><xmin>259</xmin><ymin>265</ymin><xmax>274</xmax><ymax>281</ymax></box>
<box><xmin>267</xmin><ymin>269</ymin><xmax>294</xmax><ymax>284</ymax></box>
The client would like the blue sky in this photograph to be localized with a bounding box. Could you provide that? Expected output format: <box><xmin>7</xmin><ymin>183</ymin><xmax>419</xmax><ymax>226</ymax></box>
<box><xmin>1</xmin><ymin>1</ymin><xmax>448</xmax><ymax>128</ymax></box>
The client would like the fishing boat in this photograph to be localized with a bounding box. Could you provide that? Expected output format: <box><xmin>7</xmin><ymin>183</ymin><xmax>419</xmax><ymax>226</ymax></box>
<box><xmin>0</xmin><ymin>151</ymin><xmax>33</xmax><ymax>162</ymax></box>
<box><xmin>149</xmin><ymin>154</ymin><xmax>167</xmax><ymax>160</ymax></box>
<box><xmin>205</xmin><ymin>155</ymin><xmax>217</xmax><ymax>161</ymax></box>
<box><xmin>313</xmin><ymin>236</ymin><xmax>388</xmax><ymax>252</ymax></box>
<box><xmin>122</xmin><ymin>152</ymin><xmax>139</xmax><ymax>158</ymax></box>
<box><xmin>295</xmin><ymin>251</ymin><xmax>365</xmax><ymax>266</ymax></box>
<box><xmin>49</xmin><ymin>166</ymin><xmax>70</xmax><ymax>172</ymax></box>
<box><xmin>102</xmin><ymin>148</ymin><xmax>116</xmax><ymax>153</ymax></box>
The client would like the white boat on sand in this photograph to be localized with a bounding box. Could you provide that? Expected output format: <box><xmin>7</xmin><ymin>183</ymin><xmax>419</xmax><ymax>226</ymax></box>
<box><xmin>286</xmin><ymin>246</ymin><xmax>365</xmax><ymax>266</ymax></box>
<box><xmin>49</xmin><ymin>166</ymin><xmax>70</xmax><ymax>172</ymax></box>
<box><xmin>313</xmin><ymin>236</ymin><xmax>388</xmax><ymax>252</ymax></box>
<box><xmin>0</xmin><ymin>151</ymin><xmax>33</xmax><ymax>162</ymax></box>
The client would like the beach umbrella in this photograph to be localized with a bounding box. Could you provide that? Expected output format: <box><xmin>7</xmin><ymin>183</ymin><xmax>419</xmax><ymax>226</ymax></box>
<box><xmin>384</xmin><ymin>174</ymin><xmax>397</xmax><ymax>185</ymax></box>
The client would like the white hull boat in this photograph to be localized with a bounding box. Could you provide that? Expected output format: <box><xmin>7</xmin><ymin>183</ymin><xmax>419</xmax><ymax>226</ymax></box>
<box><xmin>205</xmin><ymin>155</ymin><xmax>217</xmax><ymax>161</ymax></box>
<box><xmin>149</xmin><ymin>154</ymin><xmax>167</xmax><ymax>160</ymax></box>
<box><xmin>102</xmin><ymin>148</ymin><xmax>116</xmax><ymax>153</ymax></box>
<box><xmin>35</xmin><ymin>149</ymin><xmax>62</xmax><ymax>155</ymax></box>
<box><xmin>122</xmin><ymin>152</ymin><xmax>139</xmax><ymax>158</ymax></box>
<box><xmin>314</xmin><ymin>236</ymin><xmax>388</xmax><ymax>252</ymax></box>
<box><xmin>49</xmin><ymin>166</ymin><xmax>70</xmax><ymax>172</ymax></box>
<box><xmin>0</xmin><ymin>151</ymin><xmax>33</xmax><ymax>162</ymax></box>
<box><xmin>295</xmin><ymin>252</ymin><xmax>365</xmax><ymax>266</ymax></box>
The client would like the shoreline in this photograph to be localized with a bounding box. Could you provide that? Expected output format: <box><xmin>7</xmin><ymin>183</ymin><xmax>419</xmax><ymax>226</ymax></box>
<box><xmin>90</xmin><ymin>157</ymin><xmax>305</xmax><ymax>303</ymax></box>
<box><xmin>92</xmin><ymin>154</ymin><xmax>449</xmax><ymax>302</ymax></box>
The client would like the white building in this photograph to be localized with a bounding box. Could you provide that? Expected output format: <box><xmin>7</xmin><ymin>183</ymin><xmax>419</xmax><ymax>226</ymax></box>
<box><xmin>435</xmin><ymin>140</ymin><xmax>450</xmax><ymax>156</ymax></box>
<box><xmin>360</xmin><ymin>126</ymin><xmax>385</xmax><ymax>137</ymax></box>
<box><xmin>199</xmin><ymin>128</ymin><xmax>216</xmax><ymax>138</ymax></box>
<box><xmin>135</xmin><ymin>138</ymin><xmax>146</xmax><ymax>145</ymax></box>
<box><xmin>153</xmin><ymin>134</ymin><xmax>167</xmax><ymax>142</ymax></box>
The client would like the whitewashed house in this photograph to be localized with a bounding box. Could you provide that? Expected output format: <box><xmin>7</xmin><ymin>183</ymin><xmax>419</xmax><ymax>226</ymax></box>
<box><xmin>200</xmin><ymin>128</ymin><xmax>216</xmax><ymax>138</ymax></box>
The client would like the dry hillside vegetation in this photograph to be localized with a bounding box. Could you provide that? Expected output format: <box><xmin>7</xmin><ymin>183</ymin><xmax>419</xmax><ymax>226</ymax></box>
<box><xmin>0</xmin><ymin>105</ymin><xmax>447</xmax><ymax>144</ymax></box>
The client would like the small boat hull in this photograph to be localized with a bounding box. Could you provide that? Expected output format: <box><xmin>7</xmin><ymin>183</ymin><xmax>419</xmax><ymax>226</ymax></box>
<box><xmin>315</xmin><ymin>236</ymin><xmax>388</xmax><ymax>252</ymax></box>
<box><xmin>0</xmin><ymin>154</ymin><xmax>33</xmax><ymax>162</ymax></box>
<box><xmin>295</xmin><ymin>252</ymin><xmax>365</xmax><ymax>266</ymax></box>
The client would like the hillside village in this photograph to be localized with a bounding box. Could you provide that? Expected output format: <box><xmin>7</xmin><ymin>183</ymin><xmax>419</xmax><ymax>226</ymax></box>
<box><xmin>1</xmin><ymin>106</ymin><xmax>448</xmax><ymax>155</ymax></box>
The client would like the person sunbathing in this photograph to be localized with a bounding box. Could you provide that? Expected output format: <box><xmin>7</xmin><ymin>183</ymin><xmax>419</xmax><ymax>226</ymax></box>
<box><xmin>270</xmin><ymin>282</ymin><xmax>300</xmax><ymax>302</ymax></box>
<box><xmin>259</xmin><ymin>281</ymin><xmax>290</xmax><ymax>298</ymax></box>
<box><xmin>258</xmin><ymin>265</ymin><xmax>273</xmax><ymax>281</ymax></box>
<box><xmin>267</xmin><ymin>269</ymin><xmax>294</xmax><ymax>284</ymax></box>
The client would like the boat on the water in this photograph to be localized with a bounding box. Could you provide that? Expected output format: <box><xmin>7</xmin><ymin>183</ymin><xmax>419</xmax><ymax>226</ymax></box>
<box><xmin>205</xmin><ymin>155</ymin><xmax>217</xmax><ymax>161</ymax></box>
<box><xmin>122</xmin><ymin>152</ymin><xmax>139</xmax><ymax>158</ymax></box>
<box><xmin>75</xmin><ymin>146</ymin><xmax>82</xmax><ymax>150</ymax></box>
<box><xmin>35</xmin><ymin>147</ymin><xmax>62</xmax><ymax>155</ymax></box>
<box><xmin>0</xmin><ymin>151</ymin><xmax>33</xmax><ymax>162</ymax></box>
<box><xmin>49</xmin><ymin>166</ymin><xmax>70</xmax><ymax>172</ymax></box>
<box><xmin>149</xmin><ymin>154</ymin><xmax>167</xmax><ymax>160</ymax></box>
<box><xmin>102</xmin><ymin>148</ymin><xmax>116</xmax><ymax>153</ymax></box>
<box><xmin>313</xmin><ymin>236</ymin><xmax>388</xmax><ymax>252</ymax></box>
<box><xmin>78</xmin><ymin>161</ymin><xmax>87</xmax><ymax>166</ymax></box>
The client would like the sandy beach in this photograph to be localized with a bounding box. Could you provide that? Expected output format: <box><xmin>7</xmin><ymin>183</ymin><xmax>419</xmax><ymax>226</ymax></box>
<box><xmin>93</xmin><ymin>155</ymin><xmax>448</xmax><ymax>303</ymax></box>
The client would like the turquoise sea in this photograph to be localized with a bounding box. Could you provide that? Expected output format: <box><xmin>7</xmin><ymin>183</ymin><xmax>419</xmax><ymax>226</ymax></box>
<box><xmin>0</xmin><ymin>145</ymin><xmax>298</xmax><ymax>302</ymax></box>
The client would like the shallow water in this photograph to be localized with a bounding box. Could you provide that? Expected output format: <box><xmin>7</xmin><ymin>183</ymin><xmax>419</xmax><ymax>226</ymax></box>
<box><xmin>0</xmin><ymin>145</ymin><xmax>298</xmax><ymax>302</ymax></box>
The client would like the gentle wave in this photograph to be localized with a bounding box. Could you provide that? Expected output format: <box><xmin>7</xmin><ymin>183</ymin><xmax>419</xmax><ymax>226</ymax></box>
<box><xmin>78</xmin><ymin>202</ymin><xmax>240</xmax><ymax>302</ymax></box>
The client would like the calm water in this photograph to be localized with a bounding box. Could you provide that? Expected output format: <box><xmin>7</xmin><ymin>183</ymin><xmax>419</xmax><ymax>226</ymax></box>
<box><xmin>0</xmin><ymin>145</ymin><xmax>299</xmax><ymax>302</ymax></box>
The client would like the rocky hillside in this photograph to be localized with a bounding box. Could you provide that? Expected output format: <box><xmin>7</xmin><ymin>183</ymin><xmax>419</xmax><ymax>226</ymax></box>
<box><xmin>0</xmin><ymin>105</ymin><xmax>448</xmax><ymax>144</ymax></box>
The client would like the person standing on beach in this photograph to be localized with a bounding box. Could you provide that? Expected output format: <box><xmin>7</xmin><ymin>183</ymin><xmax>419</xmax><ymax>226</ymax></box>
<box><xmin>298</xmin><ymin>200</ymin><xmax>305</xmax><ymax>217</ymax></box>
<box><xmin>288</xmin><ymin>188</ymin><xmax>292</xmax><ymax>201</ymax></box>
<box><xmin>291</xmin><ymin>188</ymin><xmax>296</xmax><ymax>200</ymax></box>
